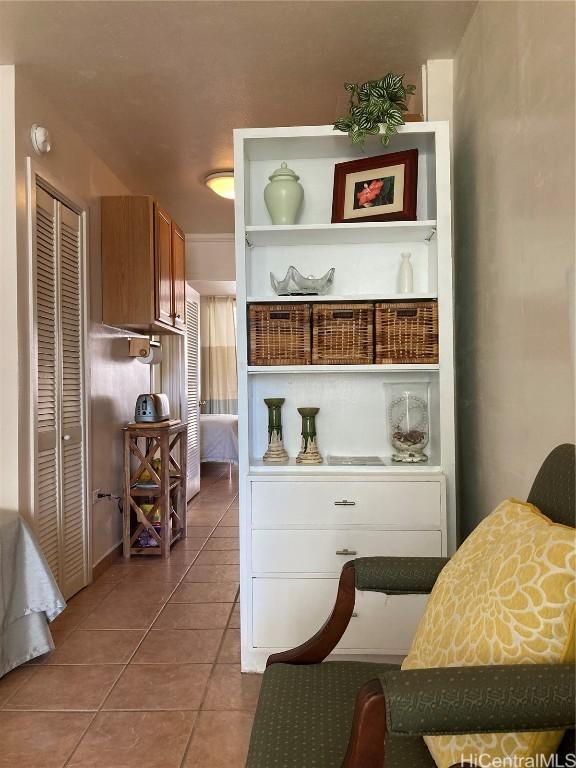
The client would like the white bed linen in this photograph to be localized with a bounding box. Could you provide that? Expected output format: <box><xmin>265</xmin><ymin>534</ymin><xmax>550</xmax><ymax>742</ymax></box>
<box><xmin>0</xmin><ymin>511</ymin><xmax>66</xmax><ymax>677</ymax></box>
<box><xmin>200</xmin><ymin>414</ymin><xmax>239</xmax><ymax>464</ymax></box>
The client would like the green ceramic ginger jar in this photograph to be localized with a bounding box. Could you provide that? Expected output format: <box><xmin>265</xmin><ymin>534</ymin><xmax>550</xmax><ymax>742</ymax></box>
<box><xmin>264</xmin><ymin>162</ymin><xmax>304</xmax><ymax>225</ymax></box>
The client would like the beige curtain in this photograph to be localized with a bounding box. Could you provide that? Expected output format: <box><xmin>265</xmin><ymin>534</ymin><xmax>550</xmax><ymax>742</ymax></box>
<box><xmin>200</xmin><ymin>296</ymin><xmax>237</xmax><ymax>414</ymax></box>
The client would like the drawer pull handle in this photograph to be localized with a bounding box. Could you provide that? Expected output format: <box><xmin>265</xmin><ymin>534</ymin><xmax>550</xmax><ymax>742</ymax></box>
<box><xmin>334</xmin><ymin>499</ymin><xmax>356</xmax><ymax>506</ymax></box>
<box><xmin>336</xmin><ymin>548</ymin><xmax>357</xmax><ymax>556</ymax></box>
<box><xmin>351</xmin><ymin>612</ymin><xmax>359</xmax><ymax>618</ymax></box>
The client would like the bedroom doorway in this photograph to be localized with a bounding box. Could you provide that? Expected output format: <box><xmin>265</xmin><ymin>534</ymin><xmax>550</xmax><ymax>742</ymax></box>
<box><xmin>189</xmin><ymin>282</ymin><xmax>238</xmax><ymax>477</ymax></box>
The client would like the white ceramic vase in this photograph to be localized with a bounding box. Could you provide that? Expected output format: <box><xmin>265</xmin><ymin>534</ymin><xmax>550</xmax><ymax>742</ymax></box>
<box><xmin>398</xmin><ymin>252</ymin><xmax>414</xmax><ymax>293</ymax></box>
<box><xmin>264</xmin><ymin>162</ymin><xmax>304</xmax><ymax>225</ymax></box>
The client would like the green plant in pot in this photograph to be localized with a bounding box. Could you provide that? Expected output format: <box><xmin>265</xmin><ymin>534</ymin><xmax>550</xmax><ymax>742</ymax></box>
<box><xmin>334</xmin><ymin>73</ymin><xmax>416</xmax><ymax>148</ymax></box>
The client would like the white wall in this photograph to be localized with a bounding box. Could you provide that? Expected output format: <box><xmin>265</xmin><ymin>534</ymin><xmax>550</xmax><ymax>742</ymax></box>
<box><xmin>14</xmin><ymin>70</ymin><xmax>150</xmax><ymax>568</ymax></box>
<box><xmin>0</xmin><ymin>66</ymin><xmax>19</xmax><ymax>513</ymax></box>
<box><xmin>186</xmin><ymin>234</ymin><xmax>235</xmax><ymax>281</ymax></box>
<box><xmin>454</xmin><ymin>1</ymin><xmax>575</xmax><ymax>536</ymax></box>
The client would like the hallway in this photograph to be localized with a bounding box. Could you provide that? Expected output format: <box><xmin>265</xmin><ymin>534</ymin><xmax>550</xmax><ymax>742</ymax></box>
<box><xmin>0</xmin><ymin>464</ymin><xmax>259</xmax><ymax>768</ymax></box>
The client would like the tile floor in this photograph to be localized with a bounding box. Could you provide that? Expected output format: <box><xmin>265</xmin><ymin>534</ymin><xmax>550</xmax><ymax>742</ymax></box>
<box><xmin>0</xmin><ymin>463</ymin><xmax>261</xmax><ymax>768</ymax></box>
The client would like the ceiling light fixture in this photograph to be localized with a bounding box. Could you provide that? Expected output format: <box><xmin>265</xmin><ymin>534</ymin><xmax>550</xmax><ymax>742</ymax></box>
<box><xmin>205</xmin><ymin>171</ymin><xmax>235</xmax><ymax>200</ymax></box>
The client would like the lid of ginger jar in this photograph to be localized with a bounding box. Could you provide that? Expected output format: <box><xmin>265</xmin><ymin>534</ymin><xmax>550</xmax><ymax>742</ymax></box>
<box><xmin>268</xmin><ymin>162</ymin><xmax>300</xmax><ymax>182</ymax></box>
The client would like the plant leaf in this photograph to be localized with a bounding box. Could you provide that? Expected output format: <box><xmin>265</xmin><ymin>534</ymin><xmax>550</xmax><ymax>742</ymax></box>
<box><xmin>334</xmin><ymin>116</ymin><xmax>354</xmax><ymax>132</ymax></box>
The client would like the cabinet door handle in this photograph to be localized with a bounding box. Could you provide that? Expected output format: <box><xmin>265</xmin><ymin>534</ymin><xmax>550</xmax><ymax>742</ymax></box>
<box><xmin>334</xmin><ymin>499</ymin><xmax>356</xmax><ymax>506</ymax></box>
<box><xmin>351</xmin><ymin>612</ymin><xmax>359</xmax><ymax>618</ymax></box>
<box><xmin>176</xmin><ymin>313</ymin><xmax>181</xmax><ymax>319</ymax></box>
<box><xmin>336</xmin><ymin>548</ymin><xmax>357</xmax><ymax>556</ymax></box>
<box><xmin>62</xmin><ymin>434</ymin><xmax>71</xmax><ymax>441</ymax></box>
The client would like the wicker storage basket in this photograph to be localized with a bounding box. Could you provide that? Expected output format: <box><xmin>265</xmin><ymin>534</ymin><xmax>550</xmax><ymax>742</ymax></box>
<box><xmin>248</xmin><ymin>303</ymin><xmax>311</xmax><ymax>365</ymax></box>
<box><xmin>312</xmin><ymin>303</ymin><xmax>374</xmax><ymax>365</ymax></box>
<box><xmin>375</xmin><ymin>300</ymin><xmax>438</xmax><ymax>364</ymax></box>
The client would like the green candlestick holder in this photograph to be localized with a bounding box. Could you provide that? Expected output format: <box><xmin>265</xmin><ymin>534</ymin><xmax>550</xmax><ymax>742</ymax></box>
<box><xmin>296</xmin><ymin>407</ymin><xmax>323</xmax><ymax>464</ymax></box>
<box><xmin>263</xmin><ymin>398</ymin><xmax>289</xmax><ymax>464</ymax></box>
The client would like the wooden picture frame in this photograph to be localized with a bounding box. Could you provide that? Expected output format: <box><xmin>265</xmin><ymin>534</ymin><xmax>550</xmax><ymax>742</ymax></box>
<box><xmin>331</xmin><ymin>148</ymin><xmax>418</xmax><ymax>223</ymax></box>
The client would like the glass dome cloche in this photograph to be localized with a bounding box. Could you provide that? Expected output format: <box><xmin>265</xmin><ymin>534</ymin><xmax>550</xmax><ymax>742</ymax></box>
<box><xmin>387</xmin><ymin>389</ymin><xmax>429</xmax><ymax>463</ymax></box>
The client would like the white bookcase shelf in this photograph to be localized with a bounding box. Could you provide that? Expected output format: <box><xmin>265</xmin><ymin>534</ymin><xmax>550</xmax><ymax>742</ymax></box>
<box><xmin>247</xmin><ymin>364</ymin><xmax>440</xmax><ymax>374</ymax></box>
<box><xmin>245</xmin><ymin>221</ymin><xmax>437</xmax><ymax>247</ymax></box>
<box><xmin>248</xmin><ymin>459</ymin><xmax>443</xmax><ymax>475</ymax></box>
<box><xmin>234</xmin><ymin>122</ymin><xmax>456</xmax><ymax>673</ymax></box>
<box><xmin>246</xmin><ymin>294</ymin><xmax>438</xmax><ymax>304</ymax></box>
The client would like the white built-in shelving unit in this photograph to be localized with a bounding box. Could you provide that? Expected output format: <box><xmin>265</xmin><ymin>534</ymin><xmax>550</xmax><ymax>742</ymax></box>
<box><xmin>234</xmin><ymin>122</ymin><xmax>455</xmax><ymax>672</ymax></box>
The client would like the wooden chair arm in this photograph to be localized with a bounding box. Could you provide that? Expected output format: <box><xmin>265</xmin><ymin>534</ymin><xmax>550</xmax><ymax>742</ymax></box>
<box><xmin>266</xmin><ymin>560</ymin><xmax>356</xmax><ymax>666</ymax></box>
<box><xmin>342</xmin><ymin>678</ymin><xmax>386</xmax><ymax>767</ymax></box>
<box><xmin>341</xmin><ymin>679</ymin><xmax>479</xmax><ymax>768</ymax></box>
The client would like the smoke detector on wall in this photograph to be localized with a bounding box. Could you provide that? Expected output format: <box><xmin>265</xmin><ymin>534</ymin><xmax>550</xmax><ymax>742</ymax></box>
<box><xmin>31</xmin><ymin>124</ymin><xmax>52</xmax><ymax>155</ymax></box>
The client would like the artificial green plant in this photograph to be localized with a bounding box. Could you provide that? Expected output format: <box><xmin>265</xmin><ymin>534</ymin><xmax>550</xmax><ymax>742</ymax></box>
<box><xmin>334</xmin><ymin>73</ymin><xmax>416</xmax><ymax>148</ymax></box>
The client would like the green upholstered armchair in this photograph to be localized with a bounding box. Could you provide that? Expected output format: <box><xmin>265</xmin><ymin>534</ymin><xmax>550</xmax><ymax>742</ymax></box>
<box><xmin>246</xmin><ymin>445</ymin><xmax>576</xmax><ymax>768</ymax></box>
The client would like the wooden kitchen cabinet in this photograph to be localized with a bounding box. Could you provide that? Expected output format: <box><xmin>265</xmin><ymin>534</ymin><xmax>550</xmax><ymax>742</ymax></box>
<box><xmin>171</xmin><ymin>222</ymin><xmax>186</xmax><ymax>332</ymax></box>
<box><xmin>101</xmin><ymin>196</ymin><xmax>186</xmax><ymax>334</ymax></box>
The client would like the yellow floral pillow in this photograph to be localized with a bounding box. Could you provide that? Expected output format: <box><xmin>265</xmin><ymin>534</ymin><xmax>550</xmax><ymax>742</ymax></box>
<box><xmin>402</xmin><ymin>498</ymin><xmax>575</xmax><ymax>768</ymax></box>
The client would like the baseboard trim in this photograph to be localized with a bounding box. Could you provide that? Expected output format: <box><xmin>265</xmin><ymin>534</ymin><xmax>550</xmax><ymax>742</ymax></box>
<box><xmin>92</xmin><ymin>541</ymin><xmax>122</xmax><ymax>581</ymax></box>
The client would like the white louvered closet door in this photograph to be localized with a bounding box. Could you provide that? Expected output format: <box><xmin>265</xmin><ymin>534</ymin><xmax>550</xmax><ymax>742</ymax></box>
<box><xmin>34</xmin><ymin>184</ymin><xmax>88</xmax><ymax>599</ymax></box>
<box><xmin>35</xmin><ymin>188</ymin><xmax>60</xmax><ymax>581</ymax></box>
<box><xmin>185</xmin><ymin>286</ymin><xmax>201</xmax><ymax>499</ymax></box>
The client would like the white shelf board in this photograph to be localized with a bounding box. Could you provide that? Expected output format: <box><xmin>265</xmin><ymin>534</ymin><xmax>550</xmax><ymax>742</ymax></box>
<box><xmin>247</xmin><ymin>363</ymin><xmax>440</xmax><ymax>375</ymax></box>
<box><xmin>245</xmin><ymin>221</ymin><xmax>437</xmax><ymax>247</ymax></box>
<box><xmin>247</xmin><ymin>293</ymin><xmax>438</xmax><ymax>303</ymax></box>
<box><xmin>249</xmin><ymin>458</ymin><xmax>442</xmax><ymax>475</ymax></box>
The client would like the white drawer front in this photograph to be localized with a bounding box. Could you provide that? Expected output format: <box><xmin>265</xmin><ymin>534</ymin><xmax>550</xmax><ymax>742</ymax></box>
<box><xmin>251</xmin><ymin>480</ymin><xmax>441</xmax><ymax>528</ymax></box>
<box><xmin>252</xmin><ymin>577</ymin><xmax>428</xmax><ymax>652</ymax></box>
<box><xmin>252</xmin><ymin>529</ymin><xmax>441</xmax><ymax>574</ymax></box>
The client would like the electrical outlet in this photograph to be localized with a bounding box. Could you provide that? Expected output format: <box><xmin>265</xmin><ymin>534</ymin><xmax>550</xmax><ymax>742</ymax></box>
<box><xmin>92</xmin><ymin>489</ymin><xmax>101</xmax><ymax>505</ymax></box>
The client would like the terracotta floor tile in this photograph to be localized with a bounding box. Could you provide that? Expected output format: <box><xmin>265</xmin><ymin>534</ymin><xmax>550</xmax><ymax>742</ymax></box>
<box><xmin>184</xmin><ymin>525</ymin><xmax>215</xmax><ymax>538</ymax></box>
<box><xmin>228</xmin><ymin>604</ymin><xmax>240</xmax><ymax>629</ymax></box>
<box><xmin>219</xmin><ymin>512</ymin><xmax>239</xmax><ymax>526</ymax></box>
<box><xmin>45</xmin><ymin>630</ymin><xmax>144</xmax><ymax>665</ymax></box>
<box><xmin>5</xmin><ymin>665</ymin><xmax>121</xmax><ymax>711</ymax></box>
<box><xmin>188</xmin><ymin>500</ymin><xmax>227</xmax><ymax>510</ymax></box>
<box><xmin>103</xmin><ymin>563</ymin><xmax>190</xmax><ymax>582</ymax></box>
<box><xmin>0</xmin><ymin>668</ymin><xmax>36</xmax><ymax>707</ymax></box>
<box><xmin>106</xmin><ymin>581</ymin><xmax>179</xmax><ymax>603</ymax></box>
<box><xmin>0</xmin><ymin>710</ymin><xmax>91</xmax><ymax>768</ymax></box>
<box><xmin>26</xmin><ymin>628</ymin><xmax>72</xmax><ymax>664</ymax></box>
<box><xmin>49</xmin><ymin>603</ymin><xmax>96</xmax><ymax>634</ymax></box>
<box><xmin>170</xmin><ymin>582</ymin><xmax>239</xmax><ymax>604</ymax></box>
<box><xmin>166</xmin><ymin>548</ymin><xmax>201</xmax><ymax>563</ymax></box>
<box><xmin>184</xmin><ymin>564</ymin><xmax>240</xmax><ymax>583</ymax></box>
<box><xmin>187</xmin><ymin>508</ymin><xmax>224</xmax><ymax>526</ymax></box>
<box><xmin>132</xmin><ymin>629</ymin><xmax>223</xmax><ymax>664</ymax></box>
<box><xmin>211</xmin><ymin>526</ymin><xmax>239</xmax><ymax>538</ymax></box>
<box><xmin>152</xmin><ymin>603</ymin><xmax>232</xmax><ymax>630</ymax></box>
<box><xmin>183</xmin><ymin>710</ymin><xmax>254</xmax><ymax>768</ymax></box>
<box><xmin>103</xmin><ymin>663</ymin><xmax>211</xmax><ymax>710</ymax></box>
<box><xmin>217</xmin><ymin>629</ymin><xmax>241</xmax><ymax>663</ymax></box>
<box><xmin>0</xmin><ymin>477</ymin><xmax>248</xmax><ymax>764</ymax></box>
<box><xmin>81</xmin><ymin>598</ymin><xmax>162</xmax><ymax>630</ymax></box>
<box><xmin>204</xmin><ymin>537</ymin><xmax>239</xmax><ymax>551</ymax></box>
<box><xmin>68</xmin><ymin>710</ymin><xmax>196</xmax><ymax>768</ymax></box>
<box><xmin>195</xmin><ymin>550</ymin><xmax>240</xmax><ymax>565</ymax></box>
<box><xmin>66</xmin><ymin>580</ymin><xmax>117</xmax><ymax>609</ymax></box>
<box><xmin>202</xmin><ymin>665</ymin><xmax>261</xmax><ymax>712</ymax></box>
<box><xmin>177</xmin><ymin>537</ymin><xmax>206</xmax><ymax>550</ymax></box>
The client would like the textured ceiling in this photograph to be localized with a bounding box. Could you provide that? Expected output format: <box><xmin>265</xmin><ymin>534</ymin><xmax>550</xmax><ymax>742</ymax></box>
<box><xmin>0</xmin><ymin>0</ymin><xmax>476</xmax><ymax>232</ymax></box>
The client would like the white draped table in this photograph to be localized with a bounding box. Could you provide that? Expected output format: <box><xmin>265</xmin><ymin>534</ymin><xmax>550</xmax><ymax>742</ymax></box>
<box><xmin>0</xmin><ymin>511</ymin><xmax>65</xmax><ymax>677</ymax></box>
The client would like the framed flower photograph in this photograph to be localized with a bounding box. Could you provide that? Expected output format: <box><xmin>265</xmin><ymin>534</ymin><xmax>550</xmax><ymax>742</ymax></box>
<box><xmin>331</xmin><ymin>148</ymin><xmax>418</xmax><ymax>223</ymax></box>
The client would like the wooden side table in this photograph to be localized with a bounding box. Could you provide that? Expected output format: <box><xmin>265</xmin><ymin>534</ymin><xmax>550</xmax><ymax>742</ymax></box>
<box><xmin>123</xmin><ymin>421</ymin><xmax>187</xmax><ymax>558</ymax></box>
